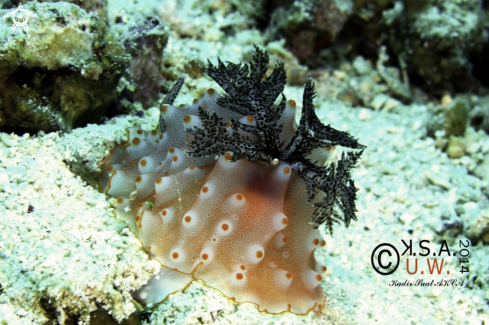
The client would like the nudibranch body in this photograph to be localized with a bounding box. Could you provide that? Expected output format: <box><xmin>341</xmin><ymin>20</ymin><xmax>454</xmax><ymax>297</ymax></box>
<box><xmin>98</xmin><ymin>47</ymin><xmax>364</xmax><ymax>314</ymax></box>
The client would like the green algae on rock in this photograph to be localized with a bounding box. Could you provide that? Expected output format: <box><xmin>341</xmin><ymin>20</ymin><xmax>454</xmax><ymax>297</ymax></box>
<box><xmin>426</xmin><ymin>97</ymin><xmax>469</xmax><ymax>141</ymax></box>
<box><xmin>0</xmin><ymin>1</ymin><xmax>130</xmax><ymax>133</ymax></box>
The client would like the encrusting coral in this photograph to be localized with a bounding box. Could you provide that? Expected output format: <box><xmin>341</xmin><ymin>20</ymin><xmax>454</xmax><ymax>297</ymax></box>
<box><xmin>98</xmin><ymin>47</ymin><xmax>364</xmax><ymax>315</ymax></box>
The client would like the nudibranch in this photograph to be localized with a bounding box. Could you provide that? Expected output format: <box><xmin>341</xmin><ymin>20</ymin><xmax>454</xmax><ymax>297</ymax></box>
<box><xmin>98</xmin><ymin>46</ymin><xmax>365</xmax><ymax>314</ymax></box>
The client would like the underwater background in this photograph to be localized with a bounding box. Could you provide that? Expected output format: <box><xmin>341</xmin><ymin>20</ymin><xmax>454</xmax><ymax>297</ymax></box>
<box><xmin>0</xmin><ymin>0</ymin><xmax>488</xmax><ymax>324</ymax></box>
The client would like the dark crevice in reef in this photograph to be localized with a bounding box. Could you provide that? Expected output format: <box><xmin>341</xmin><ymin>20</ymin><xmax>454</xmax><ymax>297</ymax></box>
<box><xmin>470</xmin><ymin>42</ymin><xmax>489</xmax><ymax>88</ymax></box>
<box><xmin>40</xmin><ymin>298</ymin><xmax>142</xmax><ymax>325</ymax></box>
<box><xmin>256</xmin><ymin>0</ymin><xmax>275</xmax><ymax>31</ymax></box>
<box><xmin>0</xmin><ymin>66</ymin><xmax>116</xmax><ymax>134</ymax></box>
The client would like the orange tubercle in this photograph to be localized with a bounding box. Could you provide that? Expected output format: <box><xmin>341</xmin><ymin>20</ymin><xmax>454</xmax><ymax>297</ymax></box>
<box><xmin>224</xmin><ymin>153</ymin><xmax>233</xmax><ymax>161</ymax></box>
<box><xmin>160</xmin><ymin>105</ymin><xmax>167</xmax><ymax>113</ymax></box>
<box><xmin>132</xmin><ymin>137</ymin><xmax>141</xmax><ymax>145</ymax></box>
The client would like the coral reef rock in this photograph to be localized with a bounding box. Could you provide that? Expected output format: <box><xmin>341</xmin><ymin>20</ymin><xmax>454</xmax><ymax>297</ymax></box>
<box><xmin>384</xmin><ymin>0</ymin><xmax>487</xmax><ymax>92</ymax></box>
<box><xmin>268</xmin><ymin>0</ymin><xmax>354</xmax><ymax>64</ymax></box>
<box><xmin>0</xmin><ymin>1</ymin><xmax>130</xmax><ymax>132</ymax></box>
<box><xmin>114</xmin><ymin>13</ymin><xmax>169</xmax><ymax>109</ymax></box>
